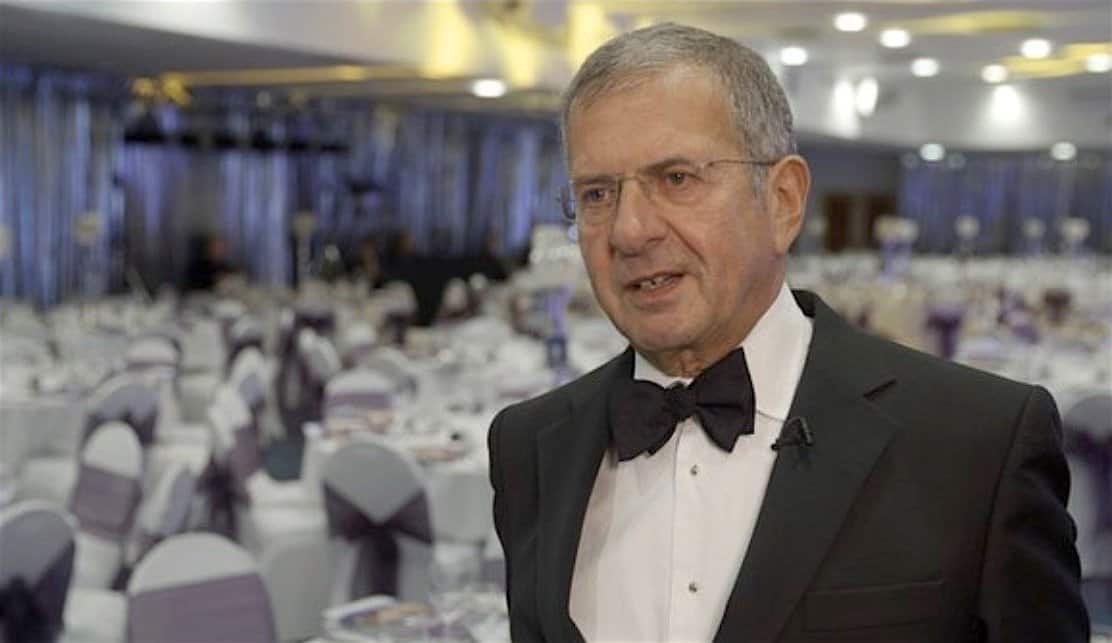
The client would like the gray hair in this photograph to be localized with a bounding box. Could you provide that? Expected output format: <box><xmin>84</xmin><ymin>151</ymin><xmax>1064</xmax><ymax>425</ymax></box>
<box><xmin>560</xmin><ymin>22</ymin><xmax>796</xmax><ymax>182</ymax></box>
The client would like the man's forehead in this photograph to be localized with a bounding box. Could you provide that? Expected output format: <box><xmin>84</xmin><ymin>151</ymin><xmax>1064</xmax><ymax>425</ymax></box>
<box><xmin>567</xmin><ymin>64</ymin><xmax>724</xmax><ymax>123</ymax></box>
<box><xmin>565</xmin><ymin>69</ymin><xmax>738</xmax><ymax>173</ymax></box>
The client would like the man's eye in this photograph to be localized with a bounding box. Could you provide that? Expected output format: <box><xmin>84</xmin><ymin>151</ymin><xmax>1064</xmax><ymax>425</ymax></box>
<box><xmin>665</xmin><ymin>172</ymin><xmax>690</xmax><ymax>186</ymax></box>
<box><xmin>579</xmin><ymin>186</ymin><xmax>611</xmax><ymax>204</ymax></box>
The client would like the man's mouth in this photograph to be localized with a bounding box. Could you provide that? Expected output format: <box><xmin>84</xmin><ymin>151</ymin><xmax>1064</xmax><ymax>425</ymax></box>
<box><xmin>629</xmin><ymin>273</ymin><xmax>681</xmax><ymax>292</ymax></box>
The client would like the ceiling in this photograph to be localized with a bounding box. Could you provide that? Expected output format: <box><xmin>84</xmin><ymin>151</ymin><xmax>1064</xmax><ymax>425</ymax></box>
<box><xmin>1</xmin><ymin>0</ymin><xmax>1109</xmax><ymax>148</ymax></box>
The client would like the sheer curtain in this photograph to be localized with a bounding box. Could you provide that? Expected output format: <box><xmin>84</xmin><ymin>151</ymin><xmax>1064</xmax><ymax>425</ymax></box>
<box><xmin>0</xmin><ymin>65</ymin><xmax>123</xmax><ymax>305</ymax></box>
<box><xmin>2</xmin><ymin>66</ymin><xmax>569</xmax><ymax>303</ymax></box>
<box><xmin>899</xmin><ymin>153</ymin><xmax>1112</xmax><ymax>254</ymax></box>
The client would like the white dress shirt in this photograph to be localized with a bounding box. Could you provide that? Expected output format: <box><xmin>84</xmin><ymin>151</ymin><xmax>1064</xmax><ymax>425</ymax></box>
<box><xmin>569</xmin><ymin>282</ymin><xmax>814</xmax><ymax>643</ymax></box>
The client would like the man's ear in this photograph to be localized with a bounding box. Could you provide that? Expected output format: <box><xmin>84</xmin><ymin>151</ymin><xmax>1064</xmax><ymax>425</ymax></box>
<box><xmin>765</xmin><ymin>155</ymin><xmax>811</xmax><ymax>255</ymax></box>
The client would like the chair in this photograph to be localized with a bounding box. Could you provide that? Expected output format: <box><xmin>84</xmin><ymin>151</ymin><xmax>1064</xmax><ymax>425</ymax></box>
<box><xmin>281</xmin><ymin>329</ymin><xmax>342</xmax><ymax>436</ymax></box>
<box><xmin>127</xmin><ymin>462</ymin><xmax>197</xmax><ymax>567</ymax></box>
<box><xmin>228</xmin><ymin>347</ymin><xmax>271</xmax><ymax>420</ymax></box>
<box><xmin>323</xmin><ymin>369</ymin><xmax>395</xmax><ymax>426</ymax></box>
<box><xmin>321</xmin><ymin>439</ymin><xmax>434</xmax><ymax>604</ymax></box>
<box><xmin>177</xmin><ymin>318</ymin><xmax>224</xmax><ymax>423</ymax></box>
<box><xmin>81</xmin><ymin>374</ymin><xmax>161</xmax><ymax>446</ymax></box>
<box><xmin>1063</xmin><ymin>393</ymin><xmax>1112</xmax><ymax>579</ymax></box>
<box><xmin>69</xmin><ymin>421</ymin><xmax>144</xmax><ymax>589</ymax></box>
<box><xmin>203</xmin><ymin>386</ymin><xmax>316</xmax><ymax>542</ymax></box>
<box><xmin>124</xmin><ymin>336</ymin><xmax>180</xmax><ymax>375</ymax></box>
<box><xmin>226</xmin><ymin>316</ymin><xmax>265</xmax><ymax>374</ymax></box>
<box><xmin>0</xmin><ymin>501</ymin><xmax>75</xmax><ymax>642</ymax></box>
<box><xmin>339</xmin><ymin>322</ymin><xmax>378</xmax><ymax>368</ymax></box>
<box><xmin>18</xmin><ymin>375</ymin><xmax>159</xmax><ymax>506</ymax></box>
<box><xmin>127</xmin><ymin>533</ymin><xmax>277</xmax><ymax>643</ymax></box>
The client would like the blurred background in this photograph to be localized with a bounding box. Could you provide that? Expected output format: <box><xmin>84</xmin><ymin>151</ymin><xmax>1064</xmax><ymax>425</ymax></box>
<box><xmin>0</xmin><ymin>1</ymin><xmax>1109</xmax><ymax>642</ymax></box>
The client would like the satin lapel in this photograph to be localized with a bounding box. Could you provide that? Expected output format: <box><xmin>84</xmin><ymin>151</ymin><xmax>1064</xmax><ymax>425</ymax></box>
<box><xmin>535</xmin><ymin>349</ymin><xmax>631</xmax><ymax>642</ymax></box>
<box><xmin>715</xmin><ymin>291</ymin><xmax>901</xmax><ymax>642</ymax></box>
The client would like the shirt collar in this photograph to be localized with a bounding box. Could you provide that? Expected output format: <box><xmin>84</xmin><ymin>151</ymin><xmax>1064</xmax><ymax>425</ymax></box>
<box><xmin>632</xmin><ymin>281</ymin><xmax>813</xmax><ymax>421</ymax></box>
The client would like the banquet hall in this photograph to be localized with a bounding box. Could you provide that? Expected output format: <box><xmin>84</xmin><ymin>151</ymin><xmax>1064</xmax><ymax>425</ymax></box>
<box><xmin>0</xmin><ymin>1</ymin><xmax>1109</xmax><ymax>641</ymax></box>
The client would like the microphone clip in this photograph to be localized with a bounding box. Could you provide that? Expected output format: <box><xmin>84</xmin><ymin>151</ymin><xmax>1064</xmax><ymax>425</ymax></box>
<box><xmin>771</xmin><ymin>417</ymin><xmax>814</xmax><ymax>451</ymax></box>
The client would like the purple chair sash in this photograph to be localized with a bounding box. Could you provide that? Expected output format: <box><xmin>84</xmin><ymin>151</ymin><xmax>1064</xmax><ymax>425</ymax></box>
<box><xmin>325</xmin><ymin>391</ymin><xmax>393</xmax><ymax>417</ymax></box>
<box><xmin>128</xmin><ymin>572</ymin><xmax>276</xmax><ymax>643</ymax></box>
<box><xmin>925</xmin><ymin>305</ymin><xmax>965</xmax><ymax>360</ymax></box>
<box><xmin>343</xmin><ymin>343</ymin><xmax>378</xmax><ymax>368</ymax></box>
<box><xmin>197</xmin><ymin>458</ymin><xmax>244</xmax><ymax>539</ymax></box>
<box><xmin>323</xmin><ymin>484</ymin><xmax>432</xmax><ymax>599</ymax></box>
<box><xmin>382</xmin><ymin>312</ymin><xmax>412</xmax><ymax>347</ymax></box>
<box><xmin>83</xmin><ymin>404</ymin><xmax>158</xmax><ymax>447</ymax></box>
<box><xmin>0</xmin><ymin>540</ymin><xmax>74</xmax><ymax>643</ymax></box>
<box><xmin>277</xmin><ymin>312</ymin><xmax>334</xmax><ymax>432</ymax></box>
<box><xmin>197</xmin><ymin>423</ymin><xmax>258</xmax><ymax>539</ymax></box>
<box><xmin>69</xmin><ymin>464</ymin><xmax>142</xmax><ymax>542</ymax></box>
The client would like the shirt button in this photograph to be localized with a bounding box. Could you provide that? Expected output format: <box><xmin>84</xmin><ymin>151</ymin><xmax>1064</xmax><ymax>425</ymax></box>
<box><xmin>688</xmin><ymin>581</ymin><xmax>699</xmax><ymax>593</ymax></box>
<box><xmin>690</xmin><ymin>464</ymin><xmax>699</xmax><ymax>476</ymax></box>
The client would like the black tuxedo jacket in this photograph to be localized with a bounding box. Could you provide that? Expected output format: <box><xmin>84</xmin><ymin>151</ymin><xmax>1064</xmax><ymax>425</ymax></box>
<box><xmin>488</xmin><ymin>291</ymin><xmax>1088</xmax><ymax>642</ymax></box>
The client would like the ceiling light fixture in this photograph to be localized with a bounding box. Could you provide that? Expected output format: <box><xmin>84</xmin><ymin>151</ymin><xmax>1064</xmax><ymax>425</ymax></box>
<box><xmin>1050</xmin><ymin>142</ymin><xmax>1077</xmax><ymax>162</ymax></box>
<box><xmin>911</xmin><ymin>58</ymin><xmax>940</xmax><ymax>77</ymax></box>
<box><xmin>780</xmin><ymin>46</ymin><xmax>809</xmax><ymax>66</ymax></box>
<box><xmin>1085</xmin><ymin>53</ymin><xmax>1112</xmax><ymax>73</ymax></box>
<box><xmin>1020</xmin><ymin>38</ymin><xmax>1052</xmax><ymax>59</ymax></box>
<box><xmin>470</xmin><ymin>78</ymin><xmax>507</xmax><ymax>98</ymax></box>
<box><xmin>879</xmin><ymin>28</ymin><xmax>910</xmax><ymax>48</ymax></box>
<box><xmin>981</xmin><ymin>64</ymin><xmax>1008</xmax><ymax>84</ymax></box>
<box><xmin>834</xmin><ymin>12</ymin><xmax>868</xmax><ymax>33</ymax></box>
<box><xmin>919</xmin><ymin>143</ymin><xmax>946</xmax><ymax>162</ymax></box>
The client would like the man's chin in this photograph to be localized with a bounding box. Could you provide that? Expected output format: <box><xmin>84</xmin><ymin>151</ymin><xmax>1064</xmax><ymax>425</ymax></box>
<box><xmin>624</xmin><ymin>327</ymin><xmax>694</xmax><ymax>358</ymax></box>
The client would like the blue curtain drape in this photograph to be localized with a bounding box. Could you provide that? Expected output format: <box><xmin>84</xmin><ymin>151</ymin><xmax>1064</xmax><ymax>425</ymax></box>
<box><xmin>0</xmin><ymin>65</ymin><xmax>123</xmax><ymax>305</ymax></box>
<box><xmin>899</xmin><ymin>153</ymin><xmax>1112</xmax><ymax>253</ymax></box>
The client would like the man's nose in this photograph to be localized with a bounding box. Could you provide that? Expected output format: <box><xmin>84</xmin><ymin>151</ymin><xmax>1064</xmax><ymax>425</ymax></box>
<box><xmin>609</xmin><ymin>176</ymin><xmax>667</xmax><ymax>256</ymax></box>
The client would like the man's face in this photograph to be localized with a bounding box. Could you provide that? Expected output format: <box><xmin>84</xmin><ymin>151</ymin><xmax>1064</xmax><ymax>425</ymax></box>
<box><xmin>567</xmin><ymin>66</ymin><xmax>794</xmax><ymax>372</ymax></box>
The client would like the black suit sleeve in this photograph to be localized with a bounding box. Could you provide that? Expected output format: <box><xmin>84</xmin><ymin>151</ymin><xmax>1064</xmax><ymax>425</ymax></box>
<box><xmin>977</xmin><ymin>385</ymin><xmax>1089</xmax><ymax>641</ymax></box>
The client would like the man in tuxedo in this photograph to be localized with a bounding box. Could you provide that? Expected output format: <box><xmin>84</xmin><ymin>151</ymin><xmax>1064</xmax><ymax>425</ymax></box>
<box><xmin>487</xmin><ymin>23</ymin><xmax>1087</xmax><ymax>642</ymax></box>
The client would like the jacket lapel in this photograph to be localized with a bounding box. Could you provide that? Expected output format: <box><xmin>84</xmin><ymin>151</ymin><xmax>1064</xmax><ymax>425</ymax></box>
<box><xmin>715</xmin><ymin>291</ymin><xmax>903</xmax><ymax>642</ymax></box>
<box><xmin>535</xmin><ymin>349</ymin><xmax>631</xmax><ymax>642</ymax></box>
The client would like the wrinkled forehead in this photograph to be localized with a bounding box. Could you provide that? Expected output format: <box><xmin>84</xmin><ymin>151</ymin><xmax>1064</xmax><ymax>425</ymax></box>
<box><xmin>564</xmin><ymin>66</ymin><xmax>740</xmax><ymax>174</ymax></box>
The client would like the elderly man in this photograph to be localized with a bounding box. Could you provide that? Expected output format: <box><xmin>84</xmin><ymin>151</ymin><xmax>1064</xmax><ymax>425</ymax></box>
<box><xmin>487</xmin><ymin>23</ymin><xmax>1087</xmax><ymax>642</ymax></box>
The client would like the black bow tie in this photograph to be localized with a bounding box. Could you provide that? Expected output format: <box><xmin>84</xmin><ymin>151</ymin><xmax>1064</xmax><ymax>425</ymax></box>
<box><xmin>608</xmin><ymin>349</ymin><xmax>756</xmax><ymax>461</ymax></box>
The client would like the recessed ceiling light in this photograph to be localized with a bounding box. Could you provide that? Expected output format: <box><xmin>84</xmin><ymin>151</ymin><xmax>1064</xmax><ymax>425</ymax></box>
<box><xmin>981</xmin><ymin>64</ymin><xmax>1008</xmax><ymax>84</ymax></box>
<box><xmin>1085</xmin><ymin>53</ymin><xmax>1112</xmax><ymax>73</ymax></box>
<box><xmin>879</xmin><ymin>28</ymin><xmax>910</xmax><ymax>49</ymax></box>
<box><xmin>919</xmin><ymin>143</ymin><xmax>946</xmax><ymax>162</ymax></box>
<box><xmin>911</xmin><ymin>58</ymin><xmax>940</xmax><ymax>77</ymax></box>
<box><xmin>1050</xmin><ymin>142</ymin><xmax>1077</xmax><ymax>162</ymax></box>
<box><xmin>1020</xmin><ymin>38</ymin><xmax>1052</xmax><ymax>59</ymax></box>
<box><xmin>780</xmin><ymin>46</ymin><xmax>809</xmax><ymax>67</ymax></box>
<box><xmin>834</xmin><ymin>12</ymin><xmax>868</xmax><ymax>33</ymax></box>
<box><xmin>470</xmin><ymin>78</ymin><xmax>507</xmax><ymax>98</ymax></box>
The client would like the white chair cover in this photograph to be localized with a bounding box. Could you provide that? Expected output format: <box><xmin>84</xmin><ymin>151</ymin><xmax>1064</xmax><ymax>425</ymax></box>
<box><xmin>124</xmin><ymin>336</ymin><xmax>179</xmax><ymax>373</ymax></box>
<box><xmin>339</xmin><ymin>323</ymin><xmax>378</xmax><ymax>367</ymax></box>
<box><xmin>127</xmin><ymin>533</ymin><xmax>276</xmax><ymax>643</ymax></box>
